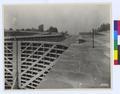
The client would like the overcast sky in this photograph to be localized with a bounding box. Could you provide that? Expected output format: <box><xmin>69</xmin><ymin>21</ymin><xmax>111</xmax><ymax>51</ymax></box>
<box><xmin>3</xmin><ymin>4</ymin><xmax>111</xmax><ymax>35</ymax></box>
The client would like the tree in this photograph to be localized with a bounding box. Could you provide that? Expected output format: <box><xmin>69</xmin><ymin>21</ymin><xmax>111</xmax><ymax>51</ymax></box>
<box><xmin>21</xmin><ymin>29</ymin><xmax>24</xmax><ymax>31</ymax></box>
<box><xmin>64</xmin><ymin>31</ymin><xmax>68</xmax><ymax>35</ymax></box>
<box><xmin>61</xmin><ymin>31</ymin><xmax>69</xmax><ymax>36</ymax></box>
<box><xmin>38</xmin><ymin>24</ymin><xmax>44</xmax><ymax>32</ymax></box>
<box><xmin>16</xmin><ymin>29</ymin><xmax>20</xmax><ymax>32</ymax></box>
<box><xmin>9</xmin><ymin>28</ymin><xmax>13</xmax><ymax>31</ymax></box>
<box><xmin>98</xmin><ymin>23</ymin><xmax>110</xmax><ymax>32</ymax></box>
<box><xmin>48</xmin><ymin>26</ymin><xmax>58</xmax><ymax>33</ymax></box>
<box><xmin>25</xmin><ymin>28</ymin><xmax>31</xmax><ymax>31</ymax></box>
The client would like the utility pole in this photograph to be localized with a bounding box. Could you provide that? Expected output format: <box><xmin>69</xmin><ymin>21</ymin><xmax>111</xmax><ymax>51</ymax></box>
<box><xmin>92</xmin><ymin>29</ymin><xmax>95</xmax><ymax>48</ymax></box>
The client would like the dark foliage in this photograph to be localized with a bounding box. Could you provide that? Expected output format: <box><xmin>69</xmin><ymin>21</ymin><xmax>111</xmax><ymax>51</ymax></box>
<box><xmin>97</xmin><ymin>23</ymin><xmax>110</xmax><ymax>32</ymax></box>
<box><xmin>47</xmin><ymin>26</ymin><xmax>58</xmax><ymax>33</ymax></box>
<box><xmin>38</xmin><ymin>24</ymin><xmax>44</xmax><ymax>32</ymax></box>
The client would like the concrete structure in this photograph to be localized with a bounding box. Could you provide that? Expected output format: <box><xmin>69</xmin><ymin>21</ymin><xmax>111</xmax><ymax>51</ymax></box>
<box><xmin>4</xmin><ymin>32</ymin><xmax>69</xmax><ymax>89</ymax></box>
<box><xmin>4</xmin><ymin>31</ymin><xmax>110</xmax><ymax>89</ymax></box>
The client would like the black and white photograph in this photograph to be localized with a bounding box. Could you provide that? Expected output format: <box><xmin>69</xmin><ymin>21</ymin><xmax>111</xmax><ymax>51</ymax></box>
<box><xmin>4</xmin><ymin>4</ymin><xmax>111</xmax><ymax>89</ymax></box>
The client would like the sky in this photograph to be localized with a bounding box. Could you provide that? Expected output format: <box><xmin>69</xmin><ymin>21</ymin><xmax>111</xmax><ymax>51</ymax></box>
<box><xmin>3</xmin><ymin>4</ymin><xmax>111</xmax><ymax>35</ymax></box>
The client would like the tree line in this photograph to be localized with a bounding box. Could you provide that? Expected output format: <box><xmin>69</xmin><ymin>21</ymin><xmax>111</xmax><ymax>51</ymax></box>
<box><xmin>7</xmin><ymin>24</ymin><xmax>59</xmax><ymax>33</ymax></box>
<box><xmin>93</xmin><ymin>23</ymin><xmax>110</xmax><ymax>33</ymax></box>
<box><xmin>5</xmin><ymin>24</ymin><xmax>69</xmax><ymax>36</ymax></box>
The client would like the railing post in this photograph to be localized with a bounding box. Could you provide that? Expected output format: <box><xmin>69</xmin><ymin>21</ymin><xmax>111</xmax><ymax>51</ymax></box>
<box><xmin>13</xmin><ymin>39</ymin><xmax>21</xmax><ymax>89</ymax></box>
<box><xmin>18</xmin><ymin>41</ymin><xmax>21</xmax><ymax>88</ymax></box>
<box><xmin>12</xmin><ymin>40</ymin><xmax>18</xmax><ymax>89</ymax></box>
